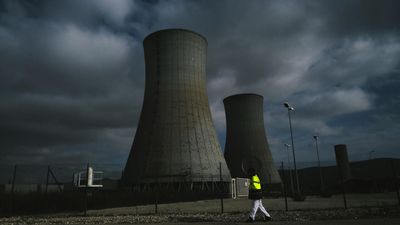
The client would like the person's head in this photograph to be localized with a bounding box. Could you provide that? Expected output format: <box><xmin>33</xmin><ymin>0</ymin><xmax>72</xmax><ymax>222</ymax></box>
<box><xmin>247</xmin><ymin>168</ymin><xmax>255</xmax><ymax>176</ymax></box>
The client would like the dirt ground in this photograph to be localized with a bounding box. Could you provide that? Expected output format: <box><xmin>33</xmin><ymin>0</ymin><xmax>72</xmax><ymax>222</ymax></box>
<box><xmin>1</xmin><ymin>192</ymin><xmax>399</xmax><ymax>225</ymax></box>
<box><xmin>88</xmin><ymin>192</ymin><xmax>399</xmax><ymax>215</ymax></box>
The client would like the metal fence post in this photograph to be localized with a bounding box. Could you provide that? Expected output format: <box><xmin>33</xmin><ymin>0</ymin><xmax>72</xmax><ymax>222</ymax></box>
<box><xmin>84</xmin><ymin>163</ymin><xmax>89</xmax><ymax>216</ymax></box>
<box><xmin>155</xmin><ymin>180</ymin><xmax>158</xmax><ymax>214</ymax></box>
<box><xmin>10</xmin><ymin>165</ymin><xmax>17</xmax><ymax>213</ymax></box>
<box><xmin>45</xmin><ymin>165</ymin><xmax>50</xmax><ymax>194</ymax></box>
<box><xmin>281</xmin><ymin>161</ymin><xmax>288</xmax><ymax>211</ymax></box>
<box><xmin>391</xmin><ymin>160</ymin><xmax>400</xmax><ymax>207</ymax></box>
<box><xmin>220</xmin><ymin>162</ymin><xmax>224</xmax><ymax>214</ymax></box>
<box><xmin>11</xmin><ymin>165</ymin><xmax>17</xmax><ymax>194</ymax></box>
<box><xmin>338</xmin><ymin>167</ymin><xmax>347</xmax><ymax>209</ymax></box>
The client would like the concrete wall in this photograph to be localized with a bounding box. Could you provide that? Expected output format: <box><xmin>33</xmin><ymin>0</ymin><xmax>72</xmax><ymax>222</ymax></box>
<box><xmin>122</xmin><ymin>29</ymin><xmax>231</xmax><ymax>185</ymax></box>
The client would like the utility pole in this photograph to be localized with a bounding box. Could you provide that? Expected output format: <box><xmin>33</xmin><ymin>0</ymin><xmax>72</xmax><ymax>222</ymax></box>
<box><xmin>284</xmin><ymin>102</ymin><xmax>301</xmax><ymax>196</ymax></box>
<box><xmin>313</xmin><ymin>135</ymin><xmax>324</xmax><ymax>194</ymax></box>
<box><xmin>284</xmin><ymin>143</ymin><xmax>295</xmax><ymax>195</ymax></box>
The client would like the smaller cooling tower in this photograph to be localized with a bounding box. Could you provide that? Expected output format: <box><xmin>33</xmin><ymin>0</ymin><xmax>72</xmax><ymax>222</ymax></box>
<box><xmin>334</xmin><ymin>144</ymin><xmax>352</xmax><ymax>181</ymax></box>
<box><xmin>223</xmin><ymin>94</ymin><xmax>281</xmax><ymax>185</ymax></box>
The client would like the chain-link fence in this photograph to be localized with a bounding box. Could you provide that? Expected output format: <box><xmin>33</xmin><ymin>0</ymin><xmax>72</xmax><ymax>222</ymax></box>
<box><xmin>1</xmin><ymin>159</ymin><xmax>399</xmax><ymax>216</ymax></box>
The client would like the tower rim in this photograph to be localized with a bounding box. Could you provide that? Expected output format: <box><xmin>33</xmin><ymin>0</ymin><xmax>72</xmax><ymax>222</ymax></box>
<box><xmin>223</xmin><ymin>93</ymin><xmax>264</xmax><ymax>103</ymax></box>
<box><xmin>143</xmin><ymin>28</ymin><xmax>208</xmax><ymax>45</ymax></box>
<box><xmin>334</xmin><ymin>144</ymin><xmax>347</xmax><ymax>147</ymax></box>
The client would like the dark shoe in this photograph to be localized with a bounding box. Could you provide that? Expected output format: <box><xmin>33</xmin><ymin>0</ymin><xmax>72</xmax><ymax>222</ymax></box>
<box><xmin>264</xmin><ymin>216</ymin><xmax>272</xmax><ymax>221</ymax></box>
<box><xmin>246</xmin><ymin>217</ymin><xmax>255</xmax><ymax>223</ymax></box>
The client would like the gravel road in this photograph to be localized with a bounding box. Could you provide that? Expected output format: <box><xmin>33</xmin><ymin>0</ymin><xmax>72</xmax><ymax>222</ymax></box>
<box><xmin>1</xmin><ymin>207</ymin><xmax>399</xmax><ymax>225</ymax></box>
<box><xmin>1</xmin><ymin>193</ymin><xmax>399</xmax><ymax>225</ymax></box>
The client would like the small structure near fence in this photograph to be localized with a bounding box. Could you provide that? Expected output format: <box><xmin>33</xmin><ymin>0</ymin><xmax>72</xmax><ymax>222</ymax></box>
<box><xmin>73</xmin><ymin>166</ymin><xmax>103</xmax><ymax>188</ymax></box>
<box><xmin>231</xmin><ymin>178</ymin><xmax>249</xmax><ymax>199</ymax></box>
<box><xmin>73</xmin><ymin>164</ymin><xmax>103</xmax><ymax>216</ymax></box>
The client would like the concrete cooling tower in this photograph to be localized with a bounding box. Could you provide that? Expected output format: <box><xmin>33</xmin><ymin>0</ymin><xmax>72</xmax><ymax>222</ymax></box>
<box><xmin>122</xmin><ymin>29</ymin><xmax>231</xmax><ymax>189</ymax></box>
<box><xmin>334</xmin><ymin>144</ymin><xmax>352</xmax><ymax>181</ymax></box>
<box><xmin>223</xmin><ymin>94</ymin><xmax>281</xmax><ymax>185</ymax></box>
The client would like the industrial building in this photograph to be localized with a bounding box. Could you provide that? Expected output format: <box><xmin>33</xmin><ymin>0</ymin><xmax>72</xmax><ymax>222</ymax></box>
<box><xmin>122</xmin><ymin>29</ymin><xmax>231</xmax><ymax>191</ymax></box>
<box><xmin>223</xmin><ymin>94</ymin><xmax>281</xmax><ymax>187</ymax></box>
<box><xmin>334</xmin><ymin>144</ymin><xmax>352</xmax><ymax>181</ymax></box>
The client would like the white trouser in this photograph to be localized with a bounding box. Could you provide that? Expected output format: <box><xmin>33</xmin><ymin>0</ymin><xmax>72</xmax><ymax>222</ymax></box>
<box><xmin>249</xmin><ymin>199</ymin><xmax>270</xmax><ymax>220</ymax></box>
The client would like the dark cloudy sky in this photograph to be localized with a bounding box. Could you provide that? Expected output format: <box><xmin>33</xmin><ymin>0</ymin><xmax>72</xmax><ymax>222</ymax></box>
<box><xmin>1</xmin><ymin>0</ymin><xmax>400</xmax><ymax>172</ymax></box>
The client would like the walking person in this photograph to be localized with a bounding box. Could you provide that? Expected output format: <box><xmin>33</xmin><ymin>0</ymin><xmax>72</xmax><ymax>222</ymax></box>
<box><xmin>246</xmin><ymin>168</ymin><xmax>272</xmax><ymax>222</ymax></box>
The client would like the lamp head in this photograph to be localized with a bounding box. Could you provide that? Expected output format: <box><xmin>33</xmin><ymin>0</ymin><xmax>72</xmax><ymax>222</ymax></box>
<box><xmin>284</xmin><ymin>102</ymin><xmax>290</xmax><ymax>108</ymax></box>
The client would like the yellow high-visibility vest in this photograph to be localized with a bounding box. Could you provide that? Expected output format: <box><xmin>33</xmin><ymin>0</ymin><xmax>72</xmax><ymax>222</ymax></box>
<box><xmin>250</xmin><ymin>175</ymin><xmax>261</xmax><ymax>190</ymax></box>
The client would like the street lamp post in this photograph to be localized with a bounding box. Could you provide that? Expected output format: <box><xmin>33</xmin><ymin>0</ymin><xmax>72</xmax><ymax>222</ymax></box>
<box><xmin>284</xmin><ymin>102</ymin><xmax>301</xmax><ymax>196</ymax></box>
<box><xmin>313</xmin><ymin>135</ymin><xmax>324</xmax><ymax>194</ymax></box>
<box><xmin>284</xmin><ymin>143</ymin><xmax>295</xmax><ymax>195</ymax></box>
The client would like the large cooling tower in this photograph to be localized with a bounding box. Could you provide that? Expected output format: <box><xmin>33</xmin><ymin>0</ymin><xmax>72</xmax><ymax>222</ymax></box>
<box><xmin>223</xmin><ymin>94</ymin><xmax>281</xmax><ymax>184</ymax></box>
<box><xmin>334</xmin><ymin>144</ymin><xmax>352</xmax><ymax>181</ymax></box>
<box><xmin>122</xmin><ymin>29</ymin><xmax>231</xmax><ymax>186</ymax></box>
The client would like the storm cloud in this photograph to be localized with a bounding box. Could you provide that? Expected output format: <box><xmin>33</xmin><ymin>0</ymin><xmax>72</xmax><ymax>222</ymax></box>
<box><xmin>1</xmin><ymin>0</ymin><xmax>399</xmax><ymax>172</ymax></box>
